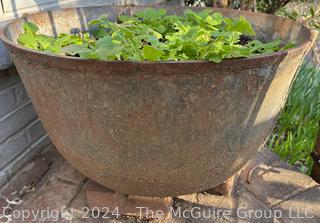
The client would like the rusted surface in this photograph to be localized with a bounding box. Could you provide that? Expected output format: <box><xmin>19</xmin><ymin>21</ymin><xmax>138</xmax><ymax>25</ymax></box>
<box><xmin>0</xmin><ymin>6</ymin><xmax>317</xmax><ymax>196</ymax></box>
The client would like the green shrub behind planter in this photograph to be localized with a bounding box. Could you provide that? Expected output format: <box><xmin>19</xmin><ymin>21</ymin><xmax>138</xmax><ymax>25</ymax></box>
<box><xmin>268</xmin><ymin>64</ymin><xmax>320</xmax><ymax>174</ymax></box>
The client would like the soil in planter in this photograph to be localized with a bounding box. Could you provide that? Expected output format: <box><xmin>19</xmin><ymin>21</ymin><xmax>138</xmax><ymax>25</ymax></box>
<box><xmin>17</xmin><ymin>8</ymin><xmax>295</xmax><ymax>63</ymax></box>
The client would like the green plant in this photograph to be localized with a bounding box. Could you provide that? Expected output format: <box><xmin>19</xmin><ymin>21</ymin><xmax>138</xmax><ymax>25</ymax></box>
<box><xmin>169</xmin><ymin>0</ymin><xmax>294</xmax><ymax>14</ymax></box>
<box><xmin>256</xmin><ymin>0</ymin><xmax>293</xmax><ymax>14</ymax></box>
<box><xmin>18</xmin><ymin>8</ymin><xmax>293</xmax><ymax>63</ymax></box>
<box><xmin>277</xmin><ymin>5</ymin><xmax>320</xmax><ymax>31</ymax></box>
<box><xmin>268</xmin><ymin>64</ymin><xmax>320</xmax><ymax>174</ymax></box>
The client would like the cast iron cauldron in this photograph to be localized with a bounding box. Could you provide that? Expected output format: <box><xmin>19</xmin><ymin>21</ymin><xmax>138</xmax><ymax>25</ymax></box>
<box><xmin>0</xmin><ymin>6</ymin><xmax>317</xmax><ymax>196</ymax></box>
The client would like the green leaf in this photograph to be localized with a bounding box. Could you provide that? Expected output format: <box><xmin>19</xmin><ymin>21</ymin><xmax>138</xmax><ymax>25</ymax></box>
<box><xmin>92</xmin><ymin>28</ymin><xmax>108</xmax><ymax>39</ymax></box>
<box><xmin>79</xmin><ymin>49</ymin><xmax>98</xmax><ymax>59</ymax></box>
<box><xmin>310</xmin><ymin>7</ymin><xmax>315</xmax><ymax>17</ymax></box>
<box><xmin>143</xmin><ymin>45</ymin><xmax>164</xmax><ymax>61</ymax></box>
<box><xmin>88</xmin><ymin>14</ymin><xmax>109</xmax><ymax>27</ymax></box>
<box><xmin>17</xmin><ymin>33</ymin><xmax>38</xmax><ymax>48</ymax></box>
<box><xmin>61</xmin><ymin>44</ymin><xmax>87</xmax><ymax>56</ymax></box>
<box><xmin>208</xmin><ymin>54</ymin><xmax>222</xmax><ymax>63</ymax></box>
<box><xmin>87</xmin><ymin>19</ymin><xmax>100</xmax><ymax>26</ymax></box>
<box><xmin>56</xmin><ymin>34</ymin><xmax>83</xmax><ymax>46</ymax></box>
<box><xmin>155</xmin><ymin>25</ymin><xmax>166</xmax><ymax>34</ymax></box>
<box><xmin>205</xmin><ymin>16</ymin><xmax>220</xmax><ymax>27</ymax></box>
<box><xmin>35</xmin><ymin>34</ymin><xmax>52</xmax><ymax>50</ymax></box>
<box><xmin>62</xmin><ymin>45</ymin><xmax>97</xmax><ymax>59</ymax></box>
<box><xmin>134</xmin><ymin>8</ymin><xmax>167</xmax><ymax>20</ymax></box>
<box><xmin>232</xmin><ymin>16</ymin><xmax>256</xmax><ymax>36</ymax></box>
<box><xmin>95</xmin><ymin>36</ymin><xmax>122</xmax><ymax>60</ymax></box>
<box><xmin>95</xmin><ymin>36</ymin><xmax>113</xmax><ymax>48</ymax></box>
<box><xmin>23</xmin><ymin>22</ymin><xmax>39</xmax><ymax>34</ymax></box>
<box><xmin>198</xmin><ymin>9</ymin><xmax>213</xmax><ymax>19</ymax></box>
<box><xmin>280</xmin><ymin>42</ymin><xmax>296</xmax><ymax>51</ymax></box>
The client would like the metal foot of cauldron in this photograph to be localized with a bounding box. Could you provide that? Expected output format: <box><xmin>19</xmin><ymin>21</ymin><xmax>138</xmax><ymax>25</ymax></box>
<box><xmin>85</xmin><ymin>175</ymin><xmax>238</xmax><ymax>220</ymax></box>
<box><xmin>205</xmin><ymin>173</ymin><xmax>239</xmax><ymax>197</ymax></box>
<box><xmin>85</xmin><ymin>181</ymin><xmax>173</xmax><ymax>219</ymax></box>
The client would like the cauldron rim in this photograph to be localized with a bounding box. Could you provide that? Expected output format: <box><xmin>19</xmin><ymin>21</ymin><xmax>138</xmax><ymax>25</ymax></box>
<box><xmin>0</xmin><ymin>6</ymin><xmax>317</xmax><ymax>68</ymax></box>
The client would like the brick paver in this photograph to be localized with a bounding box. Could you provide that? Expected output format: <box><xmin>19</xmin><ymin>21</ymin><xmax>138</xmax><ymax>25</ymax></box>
<box><xmin>0</xmin><ymin>144</ymin><xmax>319</xmax><ymax>223</ymax></box>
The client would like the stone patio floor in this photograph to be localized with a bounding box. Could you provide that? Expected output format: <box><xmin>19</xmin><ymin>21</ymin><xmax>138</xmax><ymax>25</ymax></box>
<box><xmin>0</xmin><ymin>143</ymin><xmax>319</xmax><ymax>223</ymax></box>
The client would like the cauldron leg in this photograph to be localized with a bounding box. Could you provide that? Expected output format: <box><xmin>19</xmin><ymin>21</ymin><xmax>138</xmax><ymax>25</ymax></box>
<box><xmin>85</xmin><ymin>181</ymin><xmax>173</xmax><ymax>219</ymax></box>
<box><xmin>205</xmin><ymin>173</ymin><xmax>239</xmax><ymax>196</ymax></box>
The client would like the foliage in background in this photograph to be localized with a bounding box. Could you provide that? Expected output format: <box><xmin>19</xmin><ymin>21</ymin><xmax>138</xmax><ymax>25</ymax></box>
<box><xmin>268</xmin><ymin>64</ymin><xmax>320</xmax><ymax>174</ymax></box>
<box><xmin>269</xmin><ymin>1</ymin><xmax>319</xmax><ymax>174</ymax></box>
<box><xmin>180</xmin><ymin>0</ymin><xmax>294</xmax><ymax>13</ymax></box>
<box><xmin>256</xmin><ymin>0</ymin><xmax>292</xmax><ymax>13</ymax></box>
<box><xmin>277</xmin><ymin>1</ymin><xmax>320</xmax><ymax>65</ymax></box>
<box><xmin>271</xmin><ymin>1</ymin><xmax>319</xmax><ymax>174</ymax></box>
<box><xmin>277</xmin><ymin>2</ymin><xmax>320</xmax><ymax>30</ymax></box>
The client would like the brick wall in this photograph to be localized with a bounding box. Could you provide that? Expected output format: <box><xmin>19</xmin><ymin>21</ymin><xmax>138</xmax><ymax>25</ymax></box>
<box><xmin>0</xmin><ymin>67</ymin><xmax>51</xmax><ymax>187</ymax></box>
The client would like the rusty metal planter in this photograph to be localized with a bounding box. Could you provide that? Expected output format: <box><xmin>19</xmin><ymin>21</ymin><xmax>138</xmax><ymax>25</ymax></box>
<box><xmin>0</xmin><ymin>6</ymin><xmax>317</xmax><ymax>196</ymax></box>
